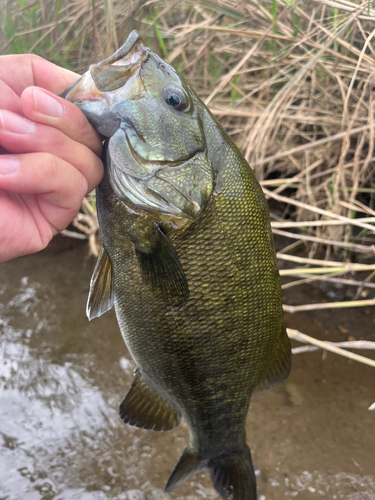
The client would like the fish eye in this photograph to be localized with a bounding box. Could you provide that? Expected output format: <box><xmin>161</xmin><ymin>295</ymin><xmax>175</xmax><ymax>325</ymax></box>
<box><xmin>163</xmin><ymin>88</ymin><xmax>187</xmax><ymax>112</ymax></box>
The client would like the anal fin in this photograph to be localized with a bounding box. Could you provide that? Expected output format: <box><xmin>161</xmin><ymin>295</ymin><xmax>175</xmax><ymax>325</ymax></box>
<box><xmin>86</xmin><ymin>246</ymin><xmax>115</xmax><ymax>320</ymax></box>
<box><xmin>120</xmin><ymin>372</ymin><xmax>181</xmax><ymax>431</ymax></box>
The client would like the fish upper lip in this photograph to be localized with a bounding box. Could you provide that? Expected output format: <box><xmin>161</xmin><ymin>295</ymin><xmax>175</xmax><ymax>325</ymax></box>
<box><xmin>89</xmin><ymin>32</ymin><xmax>148</xmax><ymax>92</ymax></box>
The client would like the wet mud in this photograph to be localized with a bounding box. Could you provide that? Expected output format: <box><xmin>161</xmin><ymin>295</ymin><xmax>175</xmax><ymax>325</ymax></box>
<box><xmin>1</xmin><ymin>237</ymin><xmax>374</xmax><ymax>500</ymax></box>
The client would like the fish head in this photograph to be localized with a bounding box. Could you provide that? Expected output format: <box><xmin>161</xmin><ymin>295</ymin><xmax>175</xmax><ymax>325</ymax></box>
<box><xmin>63</xmin><ymin>31</ymin><xmax>214</xmax><ymax>221</ymax></box>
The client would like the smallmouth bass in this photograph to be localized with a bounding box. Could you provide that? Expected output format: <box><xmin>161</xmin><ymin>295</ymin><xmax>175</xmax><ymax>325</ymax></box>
<box><xmin>63</xmin><ymin>31</ymin><xmax>291</xmax><ymax>500</ymax></box>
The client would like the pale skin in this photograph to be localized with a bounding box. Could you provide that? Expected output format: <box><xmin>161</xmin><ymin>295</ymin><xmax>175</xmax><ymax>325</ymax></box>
<box><xmin>0</xmin><ymin>54</ymin><xmax>104</xmax><ymax>263</ymax></box>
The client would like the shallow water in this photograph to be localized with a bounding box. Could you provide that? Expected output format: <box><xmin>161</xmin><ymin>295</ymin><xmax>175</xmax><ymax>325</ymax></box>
<box><xmin>1</xmin><ymin>238</ymin><xmax>374</xmax><ymax>500</ymax></box>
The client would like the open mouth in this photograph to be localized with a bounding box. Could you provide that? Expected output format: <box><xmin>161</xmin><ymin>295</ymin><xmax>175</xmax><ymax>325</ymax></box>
<box><xmin>90</xmin><ymin>34</ymin><xmax>148</xmax><ymax>92</ymax></box>
<box><xmin>62</xmin><ymin>31</ymin><xmax>148</xmax><ymax>103</ymax></box>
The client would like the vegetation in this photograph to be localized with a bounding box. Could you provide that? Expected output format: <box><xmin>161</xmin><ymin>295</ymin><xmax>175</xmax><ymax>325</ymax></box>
<box><xmin>2</xmin><ymin>0</ymin><xmax>375</xmax><ymax>323</ymax></box>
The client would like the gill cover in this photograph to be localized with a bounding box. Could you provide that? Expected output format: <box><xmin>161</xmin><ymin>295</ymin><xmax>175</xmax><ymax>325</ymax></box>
<box><xmin>64</xmin><ymin>30</ymin><xmax>214</xmax><ymax>220</ymax></box>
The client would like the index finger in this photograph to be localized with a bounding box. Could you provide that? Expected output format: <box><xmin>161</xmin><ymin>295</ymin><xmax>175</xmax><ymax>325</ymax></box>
<box><xmin>0</xmin><ymin>54</ymin><xmax>79</xmax><ymax>97</ymax></box>
<box><xmin>20</xmin><ymin>87</ymin><xmax>103</xmax><ymax>157</ymax></box>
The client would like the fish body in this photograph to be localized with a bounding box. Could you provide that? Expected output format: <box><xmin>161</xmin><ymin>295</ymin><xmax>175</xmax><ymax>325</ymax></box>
<box><xmin>64</xmin><ymin>31</ymin><xmax>291</xmax><ymax>500</ymax></box>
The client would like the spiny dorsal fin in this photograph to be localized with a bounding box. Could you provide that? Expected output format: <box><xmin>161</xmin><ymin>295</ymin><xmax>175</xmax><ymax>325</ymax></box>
<box><xmin>254</xmin><ymin>322</ymin><xmax>291</xmax><ymax>393</ymax></box>
<box><xmin>120</xmin><ymin>372</ymin><xmax>182</xmax><ymax>431</ymax></box>
<box><xmin>135</xmin><ymin>227</ymin><xmax>189</xmax><ymax>302</ymax></box>
<box><xmin>86</xmin><ymin>246</ymin><xmax>115</xmax><ymax>321</ymax></box>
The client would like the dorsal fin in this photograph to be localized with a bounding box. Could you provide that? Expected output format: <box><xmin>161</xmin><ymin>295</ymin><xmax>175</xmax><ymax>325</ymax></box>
<box><xmin>120</xmin><ymin>371</ymin><xmax>181</xmax><ymax>431</ymax></box>
<box><xmin>254</xmin><ymin>322</ymin><xmax>291</xmax><ymax>393</ymax></box>
<box><xmin>86</xmin><ymin>246</ymin><xmax>115</xmax><ymax>320</ymax></box>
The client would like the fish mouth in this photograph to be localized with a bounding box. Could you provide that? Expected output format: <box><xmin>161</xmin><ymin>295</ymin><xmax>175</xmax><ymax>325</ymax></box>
<box><xmin>90</xmin><ymin>32</ymin><xmax>147</xmax><ymax>92</ymax></box>
<box><xmin>62</xmin><ymin>31</ymin><xmax>148</xmax><ymax>109</ymax></box>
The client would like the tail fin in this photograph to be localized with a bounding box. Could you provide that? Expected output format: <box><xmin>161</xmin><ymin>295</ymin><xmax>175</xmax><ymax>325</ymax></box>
<box><xmin>165</xmin><ymin>447</ymin><xmax>204</xmax><ymax>492</ymax></box>
<box><xmin>210</xmin><ymin>446</ymin><xmax>257</xmax><ymax>500</ymax></box>
<box><xmin>165</xmin><ymin>445</ymin><xmax>257</xmax><ymax>500</ymax></box>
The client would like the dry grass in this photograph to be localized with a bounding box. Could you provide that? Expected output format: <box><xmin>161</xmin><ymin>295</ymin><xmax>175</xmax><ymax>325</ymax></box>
<box><xmin>288</xmin><ymin>329</ymin><xmax>375</xmax><ymax>369</ymax></box>
<box><xmin>2</xmin><ymin>0</ymin><xmax>375</xmax><ymax>313</ymax></box>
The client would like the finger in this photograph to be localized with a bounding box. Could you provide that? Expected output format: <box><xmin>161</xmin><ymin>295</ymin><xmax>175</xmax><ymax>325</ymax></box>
<box><xmin>0</xmin><ymin>153</ymin><xmax>88</xmax><ymax>232</ymax></box>
<box><xmin>20</xmin><ymin>87</ymin><xmax>102</xmax><ymax>157</ymax></box>
<box><xmin>0</xmin><ymin>54</ymin><xmax>79</xmax><ymax>97</ymax></box>
<box><xmin>0</xmin><ymin>190</ymin><xmax>55</xmax><ymax>262</ymax></box>
<box><xmin>0</xmin><ymin>110</ymin><xmax>103</xmax><ymax>193</ymax></box>
<box><xmin>0</xmin><ymin>79</ymin><xmax>22</xmax><ymax>114</ymax></box>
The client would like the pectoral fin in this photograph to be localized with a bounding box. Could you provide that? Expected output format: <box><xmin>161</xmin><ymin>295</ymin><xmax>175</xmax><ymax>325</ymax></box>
<box><xmin>135</xmin><ymin>225</ymin><xmax>189</xmax><ymax>302</ymax></box>
<box><xmin>86</xmin><ymin>246</ymin><xmax>115</xmax><ymax>320</ymax></box>
<box><xmin>120</xmin><ymin>372</ymin><xmax>181</xmax><ymax>431</ymax></box>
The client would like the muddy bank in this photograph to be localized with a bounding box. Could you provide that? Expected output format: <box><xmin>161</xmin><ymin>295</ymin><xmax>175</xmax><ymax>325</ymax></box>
<box><xmin>1</xmin><ymin>237</ymin><xmax>374</xmax><ymax>500</ymax></box>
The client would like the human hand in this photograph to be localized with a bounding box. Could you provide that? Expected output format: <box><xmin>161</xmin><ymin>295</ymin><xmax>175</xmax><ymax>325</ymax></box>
<box><xmin>0</xmin><ymin>55</ymin><xmax>103</xmax><ymax>263</ymax></box>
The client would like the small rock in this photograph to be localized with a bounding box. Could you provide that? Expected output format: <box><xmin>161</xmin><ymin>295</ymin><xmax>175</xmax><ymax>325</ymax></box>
<box><xmin>55</xmin><ymin>489</ymin><xmax>108</xmax><ymax>500</ymax></box>
<box><xmin>127</xmin><ymin>490</ymin><xmax>146</xmax><ymax>500</ymax></box>
<box><xmin>337</xmin><ymin>325</ymin><xmax>349</xmax><ymax>335</ymax></box>
<box><xmin>285</xmin><ymin>383</ymin><xmax>304</xmax><ymax>406</ymax></box>
<box><xmin>120</xmin><ymin>357</ymin><xmax>133</xmax><ymax>372</ymax></box>
<box><xmin>146</xmin><ymin>489</ymin><xmax>170</xmax><ymax>500</ymax></box>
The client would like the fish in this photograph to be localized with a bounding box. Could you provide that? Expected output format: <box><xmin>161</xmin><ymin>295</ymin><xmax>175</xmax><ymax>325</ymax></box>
<box><xmin>63</xmin><ymin>30</ymin><xmax>291</xmax><ymax>500</ymax></box>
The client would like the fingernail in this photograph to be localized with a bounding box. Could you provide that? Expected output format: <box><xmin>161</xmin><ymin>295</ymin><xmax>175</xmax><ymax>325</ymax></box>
<box><xmin>0</xmin><ymin>111</ymin><xmax>35</xmax><ymax>134</ymax></box>
<box><xmin>0</xmin><ymin>157</ymin><xmax>20</xmax><ymax>175</ymax></box>
<box><xmin>33</xmin><ymin>88</ymin><xmax>64</xmax><ymax>118</ymax></box>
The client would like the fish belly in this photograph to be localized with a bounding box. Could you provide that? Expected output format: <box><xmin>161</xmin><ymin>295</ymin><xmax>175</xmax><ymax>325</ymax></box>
<box><xmin>104</xmin><ymin>193</ymin><xmax>283</xmax><ymax>455</ymax></box>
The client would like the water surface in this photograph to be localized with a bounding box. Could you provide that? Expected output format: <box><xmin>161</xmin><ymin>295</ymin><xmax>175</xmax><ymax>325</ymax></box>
<box><xmin>1</xmin><ymin>238</ymin><xmax>374</xmax><ymax>500</ymax></box>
